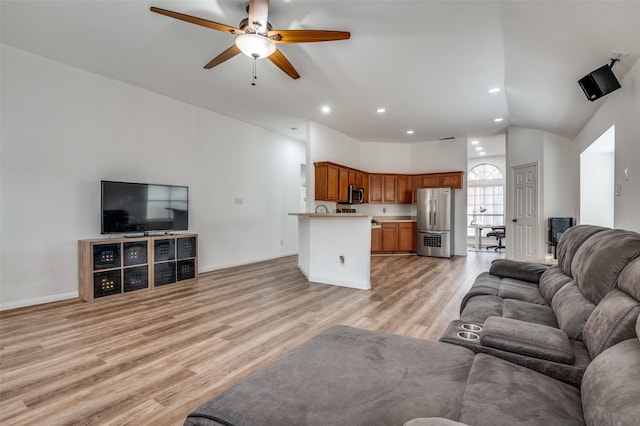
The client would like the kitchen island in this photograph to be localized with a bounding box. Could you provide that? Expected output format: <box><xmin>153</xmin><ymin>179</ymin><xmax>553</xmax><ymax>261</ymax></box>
<box><xmin>289</xmin><ymin>213</ymin><xmax>372</xmax><ymax>290</ymax></box>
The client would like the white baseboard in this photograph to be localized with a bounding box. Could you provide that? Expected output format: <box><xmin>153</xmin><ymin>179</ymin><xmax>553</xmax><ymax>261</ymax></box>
<box><xmin>198</xmin><ymin>251</ymin><xmax>298</xmax><ymax>274</ymax></box>
<box><xmin>1</xmin><ymin>291</ymin><xmax>79</xmax><ymax>311</ymax></box>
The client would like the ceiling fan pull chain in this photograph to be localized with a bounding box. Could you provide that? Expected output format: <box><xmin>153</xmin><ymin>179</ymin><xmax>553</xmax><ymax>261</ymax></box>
<box><xmin>252</xmin><ymin>54</ymin><xmax>258</xmax><ymax>86</ymax></box>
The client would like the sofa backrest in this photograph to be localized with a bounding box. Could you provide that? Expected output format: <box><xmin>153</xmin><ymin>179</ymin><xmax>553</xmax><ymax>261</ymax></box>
<box><xmin>582</xmin><ymin>257</ymin><xmax>640</xmax><ymax>358</ymax></box>
<box><xmin>555</xmin><ymin>225</ymin><xmax>607</xmax><ymax>277</ymax></box>
<box><xmin>580</xmin><ymin>315</ymin><xmax>640</xmax><ymax>426</ymax></box>
<box><xmin>539</xmin><ymin>267</ymin><xmax>574</xmax><ymax>303</ymax></box>
<box><xmin>571</xmin><ymin>229</ymin><xmax>640</xmax><ymax>304</ymax></box>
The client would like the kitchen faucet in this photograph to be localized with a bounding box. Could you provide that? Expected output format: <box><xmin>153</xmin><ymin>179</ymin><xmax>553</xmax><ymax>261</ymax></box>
<box><xmin>315</xmin><ymin>204</ymin><xmax>329</xmax><ymax>213</ymax></box>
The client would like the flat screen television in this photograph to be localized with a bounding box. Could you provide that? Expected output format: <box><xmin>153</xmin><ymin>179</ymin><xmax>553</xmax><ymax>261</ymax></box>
<box><xmin>101</xmin><ymin>180</ymin><xmax>188</xmax><ymax>234</ymax></box>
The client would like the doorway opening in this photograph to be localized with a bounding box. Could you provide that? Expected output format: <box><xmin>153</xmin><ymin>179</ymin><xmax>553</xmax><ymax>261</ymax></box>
<box><xmin>580</xmin><ymin>125</ymin><xmax>615</xmax><ymax>227</ymax></box>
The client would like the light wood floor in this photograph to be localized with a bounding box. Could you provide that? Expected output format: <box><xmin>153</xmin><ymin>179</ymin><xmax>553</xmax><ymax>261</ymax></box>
<box><xmin>0</xmin><ymin>251</ymin><xmax>501</xmax><ymax>425</ymax></box>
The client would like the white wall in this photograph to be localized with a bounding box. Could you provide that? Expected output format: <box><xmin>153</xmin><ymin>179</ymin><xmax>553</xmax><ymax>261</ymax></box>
<box><xmin>0</xmin><ymin>45</ymin><xmax>305</xmax><ymax>309</ymax></box>
<box><xmin>580</xmin><ymin>151</ymin><xmax>615</xmax><ymax>227</ymax></box>
<box><xmin>574</xmin><ymin>60</ymin><xmax>640</xmax><ymax>232</ymax></box>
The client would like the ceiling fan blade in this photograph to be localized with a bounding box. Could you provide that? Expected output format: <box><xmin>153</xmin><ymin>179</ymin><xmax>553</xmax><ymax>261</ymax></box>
<box><xmin>268</xmin><ymin>29</ymin><xmax>350</xmax><ymax>43</ymax></box>
<box><xmin>248</xmin><ymin>0</ymin><xmax>269</xmax><ymax>33</ymax></box>
<box><xmin>268</xmin><ymin>49</ymin><xmax>300</xmax><ymax>79</ymax></box>
<box><xmin>204</xmin><ymin>45</ymin><xmax>241</xmax><ymax>69</ymax></box>
<box><xmin>150</xmin><ymin>6</ymin><xmax>243</xmax><ymax>36</ymax></box>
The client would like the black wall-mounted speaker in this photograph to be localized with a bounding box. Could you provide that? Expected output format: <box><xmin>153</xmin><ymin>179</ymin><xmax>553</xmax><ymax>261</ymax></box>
<box><xmin>578</xmin><ymin>64</ymin><xmax>621</xmax><ymax>101</ymax></box>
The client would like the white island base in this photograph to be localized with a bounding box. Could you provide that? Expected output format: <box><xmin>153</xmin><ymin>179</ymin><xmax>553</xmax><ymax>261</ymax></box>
<box><xmin>289</xmin><ymin>213</ymin><xmax>372</xmax><ymax>290</ymax></box>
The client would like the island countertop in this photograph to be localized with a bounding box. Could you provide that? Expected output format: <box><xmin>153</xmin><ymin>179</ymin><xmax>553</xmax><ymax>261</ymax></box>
<box><xmin>289</xmin><ymin>213</ymin><xmax>372</xmax><ymax>218</ymax></box>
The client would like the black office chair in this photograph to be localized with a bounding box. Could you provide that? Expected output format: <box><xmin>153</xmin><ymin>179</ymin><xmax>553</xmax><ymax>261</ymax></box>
<box><xmin>486</xmin><ymin>226</ymin><xmax>506</xmax><ymax>251</ymax></box>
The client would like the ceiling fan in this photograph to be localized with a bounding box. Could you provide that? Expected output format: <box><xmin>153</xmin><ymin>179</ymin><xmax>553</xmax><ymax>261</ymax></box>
<box><xmin>150</xmin><ymin>0</ymin><xmax>350</xmax><ymax>80</ymax></box>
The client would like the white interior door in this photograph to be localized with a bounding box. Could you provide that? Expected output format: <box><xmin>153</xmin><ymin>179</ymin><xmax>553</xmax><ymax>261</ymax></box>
<box><xmin>512</xmin><ymin>163</ymin><xmax>538</xmax><ymax>260</ymax></box>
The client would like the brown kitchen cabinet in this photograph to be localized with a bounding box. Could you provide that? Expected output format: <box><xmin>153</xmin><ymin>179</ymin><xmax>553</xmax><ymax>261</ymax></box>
<box><xmin>383</xmin><ymin>175</ymin><xmax>397</xmax><ymax>203</ymax></box>
<box><xmin>396</xmin><ymin>175</ymin><xmax>413</xmax><ymax>203</ymax></box>
<box><xmin>375</xmin><ymin>222</ymin><xmax>416</xmax><ymax>253</ymax></box>
<box><xmin>398</xmin><ymin>222</ymin><xmax>417</xmax><ymax>252</ymax></box>
<box><xmin>315</xmin><ymin>162</ymin><xmax>369</xmax><ymax>202</ymax></box>
<box><xmin>381</xmin><ymin>223</ymin><xmax>399</xmax><ymax>251</ymax></box>
<box><xmin>371</xmin><ymin>227</ymin><xmax>382</xmax><ymax>253</ymax></box>
<box><xmin>315</xmin><ymin>161</ymin><xmax>462</xmax><ymax>203</ymax></box>
<box><xmin>369</xmin><ymin>174</ymin><xmax>384</xmax><ymax>203</ymax></box>
<box><xmin>338</xmin><ymin>167</ymin><xmax>349</xmax><ymax>202</ymax></box>
<box><xmin>314</xmin><ymin>163</ymin><xmax>339</xmax><ymax>201</ymax></box>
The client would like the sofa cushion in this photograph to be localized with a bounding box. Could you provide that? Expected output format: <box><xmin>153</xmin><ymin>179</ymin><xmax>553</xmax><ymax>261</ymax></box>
<box><xmin>582</xmin><ymin>289</ymin><xmax>640</xmax><ymax>358</ymax></box>
<box><xmin>185</xmin><ymin>325</ymin><xmax>476</xmax><ymax>426</ymax></box>
<box><xmin>459</xmin><ymin>295</ymin><xmax>504</xmax><ymax>323</ymax></box>
<box><xmin>581</xmin><ymin>325</ymin><xmax>640</xmax><ymax>426</ymax></box>
<box><xmin>460</xmin><ymin>273</ymin><xmax>546</xmax><ymax>313</ymax></box>
<box><xmin>551</xmin><ymin>283</ymin><xmax>596</xmax><ymax>340</ymax></box>
<box><xmin>572</xmin><ymin>229</ymin><xmax>640</xmax><ymax>304</ymax></box>
<box><xmin>404</xmin><ymin>418</ymin><xmax>468</xmax><ymax>426</ymax></box>
<box><xmin>481</xmin><ymin>317</ymin><xmax>574</xmax><ymax>364</ymax></box>
<box><xmin>617</xmin><ymin>257</ymin><xmax>640</xmax><ymax>299</ymax></box>
<box><xmin>539</xmin><ymin>266</ymin><xmax>575</xmax><ymax>303</ymax></box>
<box><xmin>556</xmin><ymin>225</ymin><xmax>607</xmax><ymax>277</ymax></box>
<box><xmin>502</xmin><ymin>299</ymin><xmax>558</xmax><ymax>328</ymax></box>
<box><xmin>489</xmin><ymin>259</ymin><xmax>549</xmax><ymax>284</ymax></box>
<box><xmin>457</xmin><ymin>353</ymin><xmax>584</xmax><ymax>426</ymax></box>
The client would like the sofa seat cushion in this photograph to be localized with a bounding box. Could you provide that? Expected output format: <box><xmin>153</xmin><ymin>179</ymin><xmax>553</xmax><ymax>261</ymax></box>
<box><xmin>460</xmin><ymin>297</ymin><xmax>558</xmax><ymax>328</ymax></box>
<box><xmin>458</xmin><ymin>353</ymin><xmax>584</xmax><ymax>426</ymax></box>
<box><xmin>184</xmin><ymin>325</ymin><xmax>475</xmax><ymax>426</ymax></box>
<box><xmin>460</xmin><ymin>272</ymin><xmax>546</xmax><ymax>312</ymax></box>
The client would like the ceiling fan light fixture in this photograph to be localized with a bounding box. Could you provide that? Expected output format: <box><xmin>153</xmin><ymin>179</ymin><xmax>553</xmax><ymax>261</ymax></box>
<box><xmin>235</xmin><ymin>34</ymin><xmax>276</xmax><ymax>59</ymax></box>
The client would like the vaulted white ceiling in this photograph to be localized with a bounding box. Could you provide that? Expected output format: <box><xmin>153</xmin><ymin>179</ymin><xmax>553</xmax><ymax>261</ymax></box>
<box><xmin>2</xmin><ymin>1</ymin><xmax>639</xmax><ymax>143</ymax></box>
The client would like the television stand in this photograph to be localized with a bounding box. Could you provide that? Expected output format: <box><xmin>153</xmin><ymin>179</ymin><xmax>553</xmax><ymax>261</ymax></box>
<box><xmin>78</xmin><ymin>233</ymin><xmax>198</xmax><ymax>302</ymax></box>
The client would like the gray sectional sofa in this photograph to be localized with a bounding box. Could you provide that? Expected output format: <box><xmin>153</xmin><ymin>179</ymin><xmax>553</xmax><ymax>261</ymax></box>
<box><xmin>184</xmin><ymin>225</ymin><xmax>640</xmax><ymax>426</ymax></box>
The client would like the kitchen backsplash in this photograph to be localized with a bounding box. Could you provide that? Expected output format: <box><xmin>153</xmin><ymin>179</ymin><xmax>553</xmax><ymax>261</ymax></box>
<box><xmin>312</xmin><ymin>201</ymin><xmax>417</xmax><ymax>216</ymax></box>
<box><xmin>338</xmin><ymin>203</ymin><xmax>417</xmax><ymax>217</ymax></box>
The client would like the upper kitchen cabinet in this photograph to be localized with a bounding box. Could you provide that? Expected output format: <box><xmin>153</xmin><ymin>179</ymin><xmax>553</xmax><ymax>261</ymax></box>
<box><xmin>415</xmin><ymin>172</ymin><xmax>464</xmax><ymax>190</ymax></box>
<box><xmin>315</xmin><ymin>162</ymin><xmax>369</xmax><ymax>202</ymax></box>
<box><xmin>315</xmin><ymin>162</ymin><xmax>340</xmax><ymax>201</ymax></box>
<box><xmin>338</xmin><ymin>167</ymin><xmax>349</xmax><ymax>202</ymax></box>
<box><xmin>369</xmin><ymin>174</ymin><xmax>384</xmax><ymax>203</ymax></box>
<box><xmin>396</xmin><ymin>175</ymin><xmax>412</xmax><ymax>204</ymax></box>
<box><xmin>412</xmin><ymin>171</ymin><xmax>464</xmax><ymax>202</ymax></box>
<box><xmin>315</xmin><ymin>161</ymin><xmax>462</xmax><ymax>203</ymax></box>
<box><xmin>383</xmin><ymin>175</ymin><xmax>397</xmax><ymax>203</ymax></box>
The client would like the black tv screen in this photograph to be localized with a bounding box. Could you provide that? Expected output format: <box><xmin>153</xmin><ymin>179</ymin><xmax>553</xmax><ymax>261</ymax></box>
<box><xmin>101</xmin><ymin>181</ymin><xmax>188</xmax><ymax>234</ymax></box>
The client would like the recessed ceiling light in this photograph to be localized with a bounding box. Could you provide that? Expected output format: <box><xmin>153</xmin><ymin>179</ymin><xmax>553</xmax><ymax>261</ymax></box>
<box><xmin>406</xmin><ymin>130</ymin><xmax>414</xmax><ymax>135</ymax></box>
<box><xmin>488</xmin><ymin>88</ymin><xmax>501</xmax><ymax>93</ymax></box>
<box><xmin>479</xmin><ymin>151</ymin><xmax>486</xmax><ymax>155</ymax></box>
<box><xmin>494</xmin><ymin>117</ymin><xmax>504</xmax><ymax>122</ymax></box>
<box><xmin>475</xmin><ymin>147</ymin><xmax>482</xmax><ymax>151</ymax></box>
<box><xmin>321</xmin><ymin>105</ymin><xmax>331</xmax><ymax>114</ymax></box>
<box><xmin>471</xmin><ymin>140</ymin><xmax>479</xmax><ymax>145</ymax></box>
<box><xmin>376</xmin><ymin>107</ymin><xmax>386</xmax><ymax>113</ymax></box>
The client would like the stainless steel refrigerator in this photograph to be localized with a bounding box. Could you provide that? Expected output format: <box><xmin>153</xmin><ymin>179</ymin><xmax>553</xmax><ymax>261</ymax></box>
<box><xmin>416</xmin><ymin>187</ymin><xmax>454</xmax><ymax>258</ymax></box>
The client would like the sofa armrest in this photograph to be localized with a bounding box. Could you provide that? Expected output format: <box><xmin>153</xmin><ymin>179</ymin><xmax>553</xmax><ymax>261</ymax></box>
<box><xmin>481</xmin><ymin>316</ymin><xmax>574</xmax><ymax>364</ymax></box>
<box><xmin>489</xmin><ymin>259</ymin><xmax>549</xmax><ymax>284</ymax></box>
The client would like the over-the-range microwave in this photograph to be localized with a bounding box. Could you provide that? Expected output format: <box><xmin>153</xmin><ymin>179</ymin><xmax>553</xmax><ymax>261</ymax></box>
<box><xmin>348</xmin><ymin>185</ymin><xmax>365</xmax><ymax>204</ymax></box>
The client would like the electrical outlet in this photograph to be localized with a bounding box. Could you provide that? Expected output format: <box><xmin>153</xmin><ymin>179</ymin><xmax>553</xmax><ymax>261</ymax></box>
<box><xmin>234</xmin><ymin>197</ymin><xmax>243</xmax><ymax>205</ymax></box>
<box><xmin>339</xmin><ymin>255</ymin><xmax>345</xmax><ymax>264</ymax></box>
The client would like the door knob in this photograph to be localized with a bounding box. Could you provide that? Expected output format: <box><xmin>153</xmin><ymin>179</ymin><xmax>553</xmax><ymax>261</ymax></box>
<box><xmin>512</xmin><ymin>218</ymin><xmax>518</xmax><ymax>222</ymax></box>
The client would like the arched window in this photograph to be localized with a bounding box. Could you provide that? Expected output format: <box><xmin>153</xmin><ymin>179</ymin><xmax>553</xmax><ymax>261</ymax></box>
<box><xmin>468</xmin><ymin>163</ymin><xmax>503</xmax><ymax>181</ymax></box>
<box><xmin>467</xmin><ymin>163</ymin><xmax>504</xmax><ymax>233</ymax></box>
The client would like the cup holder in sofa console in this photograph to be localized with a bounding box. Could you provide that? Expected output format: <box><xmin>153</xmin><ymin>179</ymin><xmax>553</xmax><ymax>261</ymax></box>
<box><xmin>457</xmin><ymin>331</ymin><xmax>480</xmax><ymax>341</ymax></box>
<box><xmin>461</xmin><ymin>323</ymin><xmax>483</xmax><ymax>332</ymax></box>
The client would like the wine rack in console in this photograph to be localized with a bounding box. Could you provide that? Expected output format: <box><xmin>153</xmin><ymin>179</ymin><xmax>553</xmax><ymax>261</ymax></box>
<box><xmin>78</xmin><ymin>233</ymin><xmax>198</xmax><ymax>302</ymax></box>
